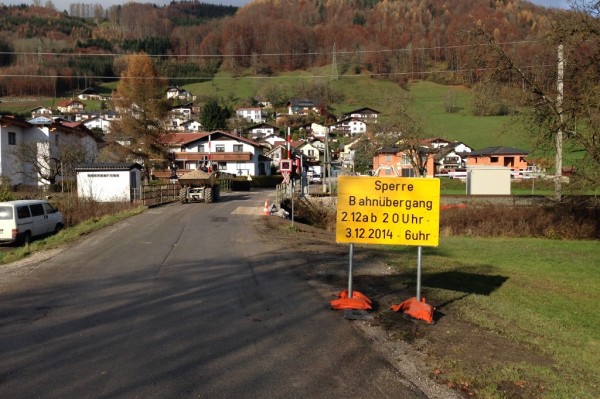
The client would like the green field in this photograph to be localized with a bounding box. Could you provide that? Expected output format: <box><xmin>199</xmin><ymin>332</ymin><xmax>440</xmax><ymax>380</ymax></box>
<box><xmin>387</xmin><ymin>236</ymin><xmax>600</xmax><ymax>398</ymax></box>
<box><xmin>0</xmin><ymin>71</ymin><xmax>560</xmax><ymax>156</ymax></box>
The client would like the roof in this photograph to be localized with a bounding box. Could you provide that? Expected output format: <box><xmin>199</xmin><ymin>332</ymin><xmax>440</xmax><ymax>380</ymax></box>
<box><xmin>344</xmin><ymin>107</ymin><xmax>380</xmax><ymax>115</ymax></box>
<box><xmin>469</xmin><ymin>146</ymin><xmax>529</xmax><ymax>156</ymax></box>
<box><xmin>161</xmin><ymin>130</ymin><xmax>267</xmax><ymax>149</ymax></box>
<box><xmin>161</xmin><ymin>132</ymin><xmax>210</xmax><ymax>146</ymax></box>
<box><xmin>75</xmin><ymin>163</ymin><xmax>142</xmax><ymax>171</ymax></box>
<box><xmin>287</xmin><ymin>98</ymin><xmax>318</xmax><ymax>107</ymax></box>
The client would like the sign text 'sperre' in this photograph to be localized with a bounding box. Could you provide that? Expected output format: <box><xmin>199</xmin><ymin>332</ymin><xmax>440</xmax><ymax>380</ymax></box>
<box><xmin>336</xmin><ymin>176</ymin><xmax>440</xmax><ymax>246</ymax></box>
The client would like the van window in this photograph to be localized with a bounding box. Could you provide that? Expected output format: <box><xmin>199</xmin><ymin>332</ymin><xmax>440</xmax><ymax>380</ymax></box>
<box><xmin>43</xmin><ymin>203</ymin><xmax>57</xmax><ymax>214</ymax></box>
<box><xmin>0</xmin><ymin>206</ymin><xmax>13</xmax><ymax>220</ymax></box>
<box><xmin>30</xmin><ymin>204</ymin><xmax>45</xmax><ymax>217</ymax></box>
<box><xmin>17</xmin><ymin>206</ymin><xmax>31</xmax><ymax>219</ymax></box>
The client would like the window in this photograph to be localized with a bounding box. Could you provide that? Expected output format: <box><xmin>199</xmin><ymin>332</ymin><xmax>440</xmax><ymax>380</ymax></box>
<box><xmin>308</xmin><ymin>149</ymin><xmax>314</xmax><ymax>157</ymax></box>
<box><xmin>490</xmin><ymin>156</ymin><xmax>499</xmax><ymax>163</ymax></box>
<box><xmin>17</xmin><ymin>206</ymin><xmax>31</xmax><ymax>219</ymax></box>
<box><xmin>401</xmin><ymin>155</ymin><xmax>411</xmax><ymax>165</ymax></box>
<box><xmin>8</xmin><ymin>132</ymin><xmax>16</xmax><ymax>145</ymax></box>
<box><xmin>401</xmin><ymin>168</ymin><xmax>415</xmax><ymax>177</ymax></box>
<box><xmin>233</xmin><ymin>145</ymin><xmax>243</xmax><ymax>153</ymax></box>
<box><xmin>218</xmin><ymin>162</ymin><xmax>227</xmax><ymax>170</ymax></box>
<box><xmin>43</xmin><ymin>203</ymin><xmax>57</xmax><ymax>214</ymax></box>
<box><xmin>197</xmin><ymin>145</ymin><xmax>204</xmax><ymax>152</ymax></box>
<box><xmin>385</xmin><ymin>154</ymin><xmax>391</xmax><ymax>162</ymax></box>
<box><xmin>30</xmin><ymin>204</ymin><xmax>45</xmax><ymax>217</ymax></box>
<box><xmin>216</xmin><ymin>145</ymin><xmax>225</xmax><ymax>152</ymax></box>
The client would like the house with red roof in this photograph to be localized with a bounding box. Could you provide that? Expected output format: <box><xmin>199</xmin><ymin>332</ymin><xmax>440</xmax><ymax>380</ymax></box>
<box><xmin>160</xmin><ymin>131</ymin><xmax>272</xmax><ymax>177</ymax></box>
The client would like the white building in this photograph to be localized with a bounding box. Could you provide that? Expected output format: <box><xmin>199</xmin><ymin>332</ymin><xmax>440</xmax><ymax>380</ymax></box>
<box><xmin>329</xmin><ymin>117</ymin><xmax>367</xmax><ymax>136</ymax></box>
<box><xmin>76</xmin><ymin>163</ymin><xmax>142</xmax><ymax>202</ymax></box>
<box><xmin>0</xmin><ymin>116</ymin><xmax>99</xmax><ymax>187</ymax></box>
<box><xmin>236</xmin><ymin>107</ymin><xmax>266</xmax><ymax>123</ymax></box>
<box><xmin>162</xmin><ymin>131</ymin><xmax>272</xmax><ymax>176</ymax></box>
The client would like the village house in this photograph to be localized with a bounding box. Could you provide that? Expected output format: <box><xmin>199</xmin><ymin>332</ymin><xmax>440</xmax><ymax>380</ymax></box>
<box><xmin>30</xmin><ymin>106</ymin><xmax>53</xmax><ymax>119</ymax></box>
<box><xmin>286</xmin><ymin>98</ymin><xmax>320</xmax><ymax>115</ymax></box>
<box><xmin>246</xmin><ymin>123</ymin><xmax>279</xmax><ymax>139</ymax></box>
<box><xmin>56</xmin><ymin>99</ymin><xmax>85</xmax><ymax>114</ymax></box>
<box><xmin>297</xmin><ymin>139</ymin><xmax>324</xmax><ymax>163</ymax></box>
<box><xmin>342</xmin><ymin>107</ymin><xmax>379</xmax><ymax>123</ymax></box>
<box><xmin>236</xmin><ymin>107</ymin><xmax>266</xmax><ymax>123</ymax></box>
<box><xmin>373</xmin><ymin>146</ymin><xmax>435</xmax><ymax>177</ymax></box>
<box><xmin>328</xmin><ymin>117</ymin><xmax>367</xmax><ymax>136</ymax></box>
<box><xmin>466</xmin><ymin>146</ymin><xmax>529</xmax><ymax>172</ymax></box>
<box><xmin>77</xmin><ymin>87</ymin><xmax>102</xmax><ymax>101</ymax></box>
<box><xmin>0</xmin><ymin>116</ymin><xmax>99</xmax><ymax>187</ymax></box>
<box><xmin>166</xmin><ymin>86</ymin><xmax>194</xmax><ymax>101</ymax></box>
<box><xmin>161</xmin><ymin>131</ymin><xmax>272</xmax><ymax>177</ymax></box>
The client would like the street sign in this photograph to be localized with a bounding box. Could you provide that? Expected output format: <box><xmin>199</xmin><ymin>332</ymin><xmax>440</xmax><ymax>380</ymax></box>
<box><xmin>282</xmin><ymin>171</ymin><xmax>291</xmax><ymax>185</ymax></box>
<box><xmin>336</xmin><ymin>176</ymin><xmax>440</xmax><ymax>246</ymax></box>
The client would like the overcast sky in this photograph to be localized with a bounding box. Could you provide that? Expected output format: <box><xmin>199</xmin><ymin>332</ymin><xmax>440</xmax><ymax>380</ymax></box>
<box><xmin>0</xmin><ymin>0</ymin><xmax>572</xmax><ymax>13</ymax></box>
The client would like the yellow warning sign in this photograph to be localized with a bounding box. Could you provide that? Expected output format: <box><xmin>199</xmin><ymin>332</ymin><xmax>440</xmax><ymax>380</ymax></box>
<box><xmin>336</xmin><ymin>176</ymin><xmax>440</xmax><ymax>246</ymax></box>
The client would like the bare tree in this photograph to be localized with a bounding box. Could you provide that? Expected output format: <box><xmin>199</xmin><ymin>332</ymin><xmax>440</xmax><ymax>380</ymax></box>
<box><xmin>372</xmin><ymin>91</ymin><xmax>431</xmax><ymax>177</ymax></box>
<box><xmin>13</xmin><ymin>140</ymin><xmax>92</xmax><ymax>188</ymax></box>
<box><xmin>468</xmin><ymin>4</ymin><xmax>600</xmax><ymax>198</ymax></box>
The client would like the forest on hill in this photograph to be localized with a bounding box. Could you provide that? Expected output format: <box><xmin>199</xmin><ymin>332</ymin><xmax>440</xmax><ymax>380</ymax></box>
<box><xmin>0</xmin><ymin>0</ymin><xmax>561</xmax><ymax>97</ymax></box>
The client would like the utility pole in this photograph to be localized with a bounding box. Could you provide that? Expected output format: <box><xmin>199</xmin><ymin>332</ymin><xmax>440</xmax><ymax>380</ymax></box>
<box><xmin>555</xmin><ymin>44</ymin><xmax>564</xmax><ymax>201</ymax></box>
<box><xmin>330</xmin><ymin>43</ymin><xmax>339</xmax><ymax>81</ymax></box>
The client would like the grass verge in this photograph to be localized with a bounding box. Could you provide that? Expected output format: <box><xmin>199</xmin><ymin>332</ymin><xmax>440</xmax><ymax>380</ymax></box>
<box><xmin>385</xmin><ymin>237</ymin><xmax>600</xmax><ymax>398</ymax></box>
<box><xmin>0</xmin><ymin>206</ymin><xmax>145</xmax><ymax>265</ymax></box>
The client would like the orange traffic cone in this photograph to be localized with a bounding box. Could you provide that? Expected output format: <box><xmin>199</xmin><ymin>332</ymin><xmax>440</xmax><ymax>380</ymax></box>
<box><xmin>262</xmin><ymin>199</ymin><xmax>270</xmax><ymax>216</ymax></box>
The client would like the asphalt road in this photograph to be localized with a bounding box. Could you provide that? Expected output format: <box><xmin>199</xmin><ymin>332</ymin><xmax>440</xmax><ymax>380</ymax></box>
<box><xmin>0</xmin><ymin>190</ymin><xmax>429</xmax><ymax>399</ymax></box>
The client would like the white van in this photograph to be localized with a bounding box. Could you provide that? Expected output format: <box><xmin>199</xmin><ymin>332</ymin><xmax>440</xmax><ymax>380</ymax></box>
<box><xmin>0</xmin><ymin>200</ymin><xmax>64</xmax><ymax>245</ymax></box>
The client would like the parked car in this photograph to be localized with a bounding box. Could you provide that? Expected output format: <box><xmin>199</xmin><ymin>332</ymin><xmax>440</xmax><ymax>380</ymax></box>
<box><xmin>309</xmin><ymin>173</ymin><xmax>322</xmax><ymax>184</ymax></box>
<box><xmin>0</xmin><ymin>200</ymin><xmax>64</xmax><ymax>245</ymax></box>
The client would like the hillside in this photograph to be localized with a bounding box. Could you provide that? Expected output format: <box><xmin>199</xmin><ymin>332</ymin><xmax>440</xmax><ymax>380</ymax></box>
<box><xmin>0</xmin><ymin>0</ymin><xmax>564</xmax><ymax>97</ymax></box>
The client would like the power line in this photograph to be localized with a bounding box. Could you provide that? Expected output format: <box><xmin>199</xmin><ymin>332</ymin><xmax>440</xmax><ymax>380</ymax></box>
<box><xmin>0</xmin><ymin>40</ymin><xmax>543</xmax><ymax>59</ymax></box>
<box><xmin>0</xmin><ymin>64</ymin><xmax>558</xmax><ymax>81</ymax></box>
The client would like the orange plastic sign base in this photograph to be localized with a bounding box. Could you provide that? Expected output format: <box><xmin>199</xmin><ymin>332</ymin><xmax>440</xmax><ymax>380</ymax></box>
<box><xmin>330</xmin><ymin>290</ymin><xmax>372</xmax><ymax>310</ymax></box>
<box><xmin>391</xmin><ymin>297</ymin><xmax>435</xmax><ymax>324</ymax></box>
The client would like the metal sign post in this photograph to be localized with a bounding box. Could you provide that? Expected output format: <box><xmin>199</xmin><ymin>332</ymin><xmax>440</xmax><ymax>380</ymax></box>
<box><xmin>416</xmin><ymin>246</ymin><xmax>423</xmax><ymax>301</ymax></box>
<box><xmin>291</xmin><ymin>178</ymin><xmax>295</xmax><ymax>227</ymax></box>
<box><xmin>348</xmin><ymin>243</ymin><xmax>354</xmax><ymax>298</ymax></box>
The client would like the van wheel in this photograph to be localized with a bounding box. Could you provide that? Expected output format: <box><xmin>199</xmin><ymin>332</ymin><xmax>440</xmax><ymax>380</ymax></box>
<box><xmin>54</xmin><ymin>223</ymin><xmax>63</xmax><ymax>234</ymax></box>
<box><xmin>22</xmin><ymin>231</ymin><xmax>32</xmax><ymax>246</ymax></box>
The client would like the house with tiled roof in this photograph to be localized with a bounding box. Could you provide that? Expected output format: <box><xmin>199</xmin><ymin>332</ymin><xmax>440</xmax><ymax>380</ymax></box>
<box><xmin>161</xmin><ymin>131</ymin><xmax>272</xmax><ymax>177</ymax></box>
<box><xmin>56</xmin><ymin>99</ymin><xmax>85</xmax><ymax>114</ymax></box>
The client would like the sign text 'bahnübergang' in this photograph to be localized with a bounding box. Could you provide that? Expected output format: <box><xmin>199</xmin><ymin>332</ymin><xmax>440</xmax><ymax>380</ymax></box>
<box><xmin>336</xmin><ymin>176</ymin><xmax>440</xmax><ymax>246</ymax></box>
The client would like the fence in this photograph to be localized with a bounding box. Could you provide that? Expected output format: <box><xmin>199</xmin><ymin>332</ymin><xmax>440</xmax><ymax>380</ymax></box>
<box><xmin>136</xmin><ymin>179</ymin><xmax>233</xmax><ymax>207</ymax></box>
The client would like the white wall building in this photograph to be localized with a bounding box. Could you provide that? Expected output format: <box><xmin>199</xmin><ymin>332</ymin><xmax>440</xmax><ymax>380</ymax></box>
<box><xmin>236</xmin><ymin>107</ymin><xmax>266</xmax><ymax>123</ymax></box>
<box><xmin>162</xmin><ymin>131</ymin><xmax>272</xmax><ymax>176</ymax></box>
<box><xmin>0</xmin><ymin>116</ymin><xmax>99</xmax><ymax>187</ymax></box>
<box><xmin>76</xmin><ymin>163</ymin><xmax>142</xmax><ymax>202</ymax></box>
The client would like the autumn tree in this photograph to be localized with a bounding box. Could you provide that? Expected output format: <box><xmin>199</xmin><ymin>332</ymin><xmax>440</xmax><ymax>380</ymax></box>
<box><xmin>110</xmin><ymin>53</ymin><xmax>169</xmax><ymax>182</ymax></box>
